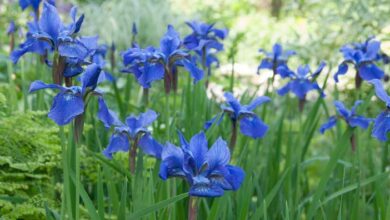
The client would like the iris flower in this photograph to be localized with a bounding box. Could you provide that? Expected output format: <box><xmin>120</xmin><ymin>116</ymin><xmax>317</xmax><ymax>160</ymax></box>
<box><xmin>28</xmin><ymin>63</ymin><xmax>112</xmax><ymax>127</ymax></box>
<box><xmin>122</xmin><ymin>25</ymin><xmax>203</xmax><ymax>92</ymax></box>
<box><xmin>334</xmin><ymin>38</ymin><xmax>384</xmax><ymax>88</ymax></box>
<box><xmin>7</xmin><ymin>21</ymin><xmax>16</xmax><ymax>35</ymax></box>
<box><xmin>159</xmin><ymin>131</ymin><xmax>245</xmax><ymax>197</ymax></box>
<box><xmin>102</xmin><ymin>109</ymin><xmax>162</xmax><ymax>159</ymax></box>
<box><xmin>368</xmin><ymin>79</ymin><xmax>390</xmax><ymax>141</ymax></box>
<box><xmin>277</xmin><ymin>62</ymin><xmax>326</xmax><ymax>100</ymax></box>
<box><xmin>206</xmin><ymin>92</ymin><xmax>270</xmax><ymax>149</ymax></box>
<box><xmin>320</xmin><ymin>100</ymin><xmax>371</xmax><ymax>134</ymax></box>
<box><xmin>257</xmin><ymin>43</ymin><xmax>295</xmax><ymax>77</ymax></box>
<box><xmin>183</xmin><ymin>21</ymin><xmax>227</xmax><ymax>54</ymax></box>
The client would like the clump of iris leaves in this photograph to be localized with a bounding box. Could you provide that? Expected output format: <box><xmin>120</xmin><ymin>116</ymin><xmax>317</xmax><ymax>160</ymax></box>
<box><xmin>3</xmin><ymin>0</ymin><xmax>390</xmax><ymax>219</ymax></box>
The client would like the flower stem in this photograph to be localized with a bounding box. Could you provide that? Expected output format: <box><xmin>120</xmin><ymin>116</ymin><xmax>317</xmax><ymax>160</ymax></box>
<box><xmin>355</xmin><ymin>71</ymin><xmax>362</xmax><ymax>89</ymax></box>
<box><xmin>143</xmin><ymin>88</ymin><xmax>149</xmax><ymax>108</ymax></box>
<box><xmin>298</xmin><ymin>96</ymin><xmax>306</xmax><ymax>113</ymax></box>
<box><xmin>229</xmin><ymin>119</ymin><xmax>238</xmax><ymax>151</ymax></box>
<box><xmin>350</xmin><ymin>133</ymin><xmax>356</xmax><ymax>152</ymax></box>
<box><xmin>188</xmin><ymin>196</ymin><xmax>198</xmax><ymax>220</ymax></box>
<box><xmin>164</xmin><ymin>66</ymin><xmax>172</xmax><ymax>94</ymax></box>
<box><xmin>129</xmin><ymin>140</ymin><xmax>138</xmax><ymax>174</ymax></box>
<box><xmin>73</xmin><ymin>114</ymin><xmax>84</xmax><ymax>144</ymax></box>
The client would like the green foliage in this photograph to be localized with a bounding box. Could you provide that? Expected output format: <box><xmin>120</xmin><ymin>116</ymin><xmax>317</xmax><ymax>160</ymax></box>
<box><xmin>0</xmin><ymin>89</ymin><xmax>61</xmax><ymax>220</ymax></box>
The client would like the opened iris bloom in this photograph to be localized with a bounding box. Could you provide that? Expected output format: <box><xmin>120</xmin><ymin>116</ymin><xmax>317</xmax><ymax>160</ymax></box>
<box><xmin>277</xmin><ymin>62</ymin><xmax>326</xmax><ymax>100</ymax></box>
<box><xmin>183</xmin><ymin>21</ymin><xmax>227</xmax><ymax>55</ymax></box>
<box><xmin>102</xmin><ymin>110</ymin><xmax>162</xmax><ymax>173</ymax></box>
<box><xmin>334</xmin><ymin>38</ymin><xmax>384</xmax><ymax>88</ymax></box>
<box><xmin>206</xmin><ymin>92</ymin><xmax>270</xmax><ymax>149</ymax></box>
<box><xmin>29</xmin><ymin>63</ymin><xmax>112</xmax><ymax>128</ymax></box>
<box><xmin>11</xmin><ymin>2</ymin><xmax>98</xmax><ymax>85</ymax></box>
<box><xmin>368</xmin><ymin>79</ymin><xmax>390</xmax><ymax>142</ymax></box>
<box><xmin>19</xmin><ymin>0</ymin><xmax>55</xmax><ymax>14</ymax></box>
<box><xmin>159</xmin><ymin>131</ymin><xmax>244</xmax><ymax>197</ymax></box>
<box><xmin>257</xmin><ymin>43</ymin><xmax>295</xmax><ymax>77</ymax></box>
<box><xmin>122</xmin><ymin>25</ymin><xmax>203</xmax><ymax>93</ymax></box>
<box><xmin>320</xmin><ymin>100</ymin><xmax>371</xmax><ymax>134</ymax></box>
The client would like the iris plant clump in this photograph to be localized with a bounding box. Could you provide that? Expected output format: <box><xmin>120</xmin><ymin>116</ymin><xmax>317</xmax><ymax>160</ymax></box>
<box><xmin>320</xmin><ymin>100</ymin><xmax>371</xmax><ymax>151</ymax></box>
<box><xmin>12</xmin><ymin>2</ymin><xmax>98</xmax><ymax>86</ymax></box>
<box><xmin>121</xmin><ymin>25</ymin><xmax>203</xmax><ymax>94</ymax></box>
<box><xmin>8</xmin><ymin>1</ymin><xmax>390</xmax><ymax>218</ymax></box>
<box><xmin>183</xmin><ymin>21</ymin><xmax>227</xmax><ymax>86</ymax></box>
<box><xmin>334</xmin><ymin>37</ymin><xmax>385</xmax><ymax>89</ymax></box>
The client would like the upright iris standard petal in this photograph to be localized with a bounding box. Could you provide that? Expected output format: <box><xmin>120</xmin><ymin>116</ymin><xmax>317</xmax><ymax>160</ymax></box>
<box><xmin>103</xmin><ymin>131</ymin><xmax>130</xmax><ymax>159</ymax></box>
<box><xmin>139</xmin><ymin>109</ymin><xmax>159</xmax><ymax>128</ymax></box>
<box><xmin>48</xmin><ymin>90</ymin><xmax>84</xmax><ymax>125</ymax></box>
<box><xmin>205</xmin><ymin>138</ymin><xmax>230</xmax><ymax>170</ymax></box>
<box><xmin>39</xmin><ymin>2</ymin><xmax>62</xmax><ymax>43</ymax></box>
<box><xmin>188</xmin><ymin>132</ymin><xmax>208</xmax><ymax>170</ymax></box>
<box><xmin>223</xmin><ymin>93</ymin><xmax>241</xmax><ymax>115</ymax></box>
<box><xmin>239</xmin><ymin>116</ymin><xmax>268</xmax><ymax>139</ymax></box>
<box><xmin>80</xmin><ymin>63</ymin><xmax>102</xmax><ymax>91</ymax></box>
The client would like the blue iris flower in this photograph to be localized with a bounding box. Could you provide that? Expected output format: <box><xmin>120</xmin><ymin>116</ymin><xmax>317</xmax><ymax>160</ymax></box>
<box><xmin>7</xmin><ymin>21</ymin><xmax>16</xmax><ymax>35</ymax></box>
<box><xmin>257</xmin><ymin>43</ymin><xmax>295</xmax><ymax>77</ymax></box>
<box><xmin>122</xmin><ymin>25</ymin><xmax>203</xmax><ymax>90</ymax></box>
<box><xmin>102</xmin><ymin>110</ymin><xmax>163</xmax><ymax>159</ymax></box>
<box><xmin>334</xmin><ymin>38</ymin><xmax>384</xmax><ymax>83</ymax></box>
<box><xmin>18</xmin><ymin>0</ymin><xmax>55</xmax><ymax>12</ymax></box>
<box><xmin>206</xmin><ymin>92</ymin><xmax>271</xmax><ymax>139</ymax></box>
<box><xmin>320</xmin><ymin>100</ymin><xmax>371</xmax><ymax>134</ymax></box>
<box><xmin>368</xmin><ymin>79</ymin><xmax>390</xmax><ymax>141</ymax></box>
<box><xmin>11</xmin><ymin>3</ymin><xmax>89</xmax><ymax>65</ymax></box>
<box><xmin>28</xmin><ymin>63</ymin><xmax>113</xmax><ymax>126</ymax></box>
<box><xmin>159</xmin><ymin>131</ymin><xmax>245</xmax><ymax>197</ymax></box>
<box><xmin>277</xmin><ymin>62</ymin><xmax>326</xmax><ymax>100</ymax></box>
<box><xmin>183</xmin><ymin>21</ymin><xmax>227</xmax><ymax>53</ymax></box>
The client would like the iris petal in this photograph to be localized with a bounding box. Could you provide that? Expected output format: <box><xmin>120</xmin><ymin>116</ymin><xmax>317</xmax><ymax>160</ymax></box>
<box><xmin>48</xmin><ymin>91</ymin><xmax>84</xmax><ymax>126</ymax></box>
<box><xmin>239</xmin><ymin>116</ymin><xmax>268</xmax><ymax>139</ymax></box>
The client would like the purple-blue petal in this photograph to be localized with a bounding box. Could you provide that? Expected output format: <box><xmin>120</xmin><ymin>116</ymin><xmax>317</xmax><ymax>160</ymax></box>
<box><xmin>48</xmin><ymin>91</ymin><xmax>84</xmax><ymax>126</ymax></box>
<box><xmin>138</xmin><ymin>134</ymin><xmax>163</xmax><ymax>159</ymax></box>
<box><xmin>103</xmin><ymin>132</ymin><xmax>130</xmax><ymax>159</ymax></box>
<box><xmin>372</xmin><ymin>111</ymin><xmax>390</xmax><ymax>142</ymax></box>
<box><xmin>358</xmin><ymin>63</ymin><xmax>384</xmax><ymax>81</ymax></box>
<box><xmin>239</xmin><ymin>116</ymin><xmax>268</xmax><ymax>139</ymax></box>
<box><xmin>319</xmin><ymin>116</ymin><xmax>337</xmax><ymax>134</ymax></box>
